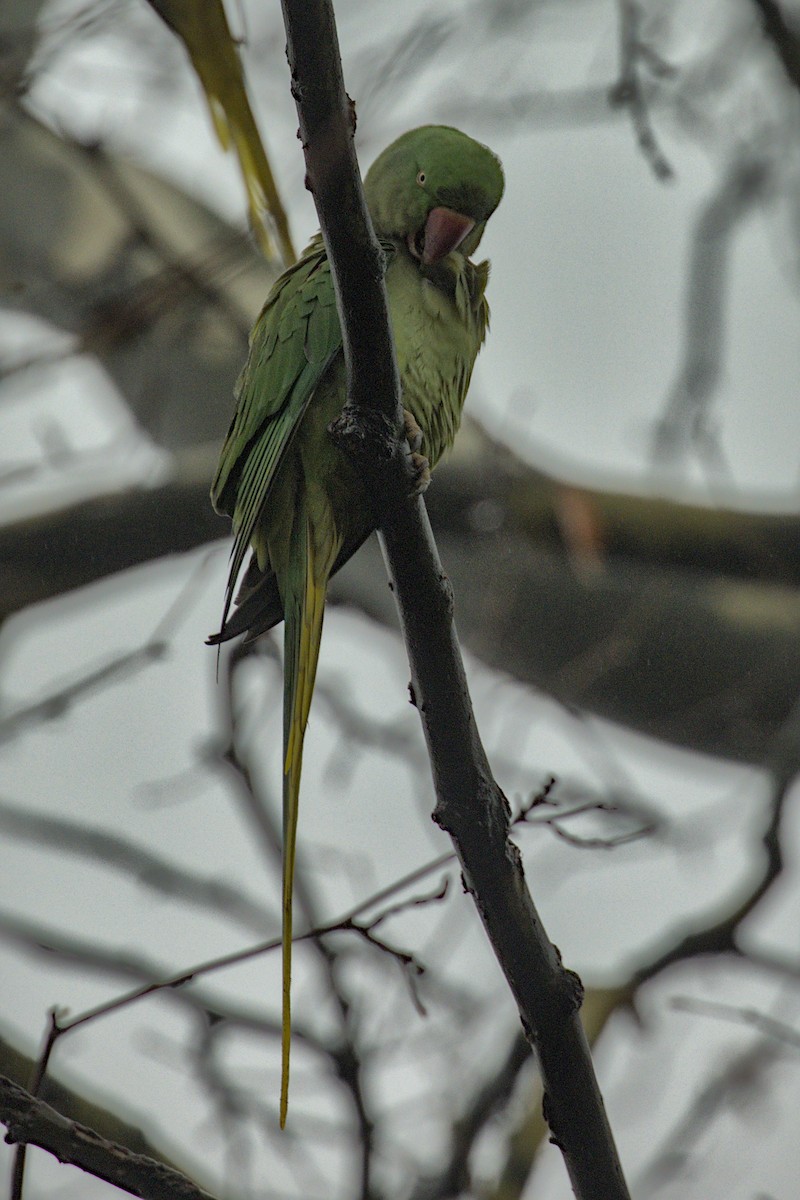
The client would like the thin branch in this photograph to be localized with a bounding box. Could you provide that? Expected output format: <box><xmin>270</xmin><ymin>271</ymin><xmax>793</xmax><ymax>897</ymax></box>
<box><xmin>633</xmin><ymin>1035</ymin><xmax>783</xmax><ymax>1195</ymax></box>
<box><xmin>0</xmin><ymin>857</ymin><xmax>464</xmax><ymax>1098</ymax></box>
<box><xmin>10</xmin><ymin>1015</ymin><xmax>59</xmax><ymax>1200</ymax></box>
<box><xmin>340</xmin><ymin>879</ymin><xmax>449</xmax><ymax>1017</ymax></box>
<box><xmin>610</xmin><ymin>0</ymin><xmax>675</xmax><ymax>181</ymax></box>
<box><xmin>0</xmin><ymin>913</ymin><xmax>314</xmax><ymax>1047</ymax></box>
<box><xmin>0</xmin><ymin>643</ymin><xmax>166</xmax><ymax>744</ymax></box>
<box><xmin>409</xmin><ymin>1031</ymin><xmax>532</xmax><ymax>1200</ymax></box>
<box><xmin>279</xmin><ymin>2</ymin><xmax>631</xmax><ymax>1196</ymax></box>
<box><xmin>0</xmin><ymin>798</ymin><xmax>271</xmax><ymax>933</ymax></box>
<box><xmin>671</xmin><ymin>994</ymin><xmax>800</xmax><ymax>1050</ymax></box>
<box><xmin>651</xmin><ymin>157</ymin><xmax>773</xmax><ymax>468</ymax></box>
<box><xmin>516</xmin><ymin>777</ymin><xmax>663</xmax><ymax>850</ymax></box>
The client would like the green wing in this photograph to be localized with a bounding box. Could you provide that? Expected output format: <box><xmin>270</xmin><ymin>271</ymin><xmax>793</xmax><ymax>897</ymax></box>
<box><xmin>211</xmin><ymin>238</ymin><xmax>343</xmax><ymax>626</ymax></box>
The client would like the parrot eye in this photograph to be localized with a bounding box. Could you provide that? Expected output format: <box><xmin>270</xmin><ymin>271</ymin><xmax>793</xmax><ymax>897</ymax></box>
<box><xmin>416</xmin><ymin>170</ymin><xmax>426</xmax><ymax>186</ymax></box>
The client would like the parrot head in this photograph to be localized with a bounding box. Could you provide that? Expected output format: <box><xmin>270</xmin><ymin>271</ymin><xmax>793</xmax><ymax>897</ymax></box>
<box><xmin>364</xmin><ymin>125</ymin><xmax>504</xmax><ymax>267</ymax></box>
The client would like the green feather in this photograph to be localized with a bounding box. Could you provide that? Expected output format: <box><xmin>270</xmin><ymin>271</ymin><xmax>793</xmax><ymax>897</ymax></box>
<box><xmin>211</xmin><ymin>241</ymin><xmax>342</xmax><ymax>625</ymax></box>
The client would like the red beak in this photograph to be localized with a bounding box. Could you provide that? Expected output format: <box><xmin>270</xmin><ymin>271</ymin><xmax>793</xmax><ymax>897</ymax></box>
<box><xmin>418</xmin><ymin>207</ymin><xmax>475</xmax><ymax>265</ymax></box>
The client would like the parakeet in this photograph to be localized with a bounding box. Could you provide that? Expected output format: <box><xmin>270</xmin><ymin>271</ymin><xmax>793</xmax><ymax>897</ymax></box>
<box><xmin>209</xmin><ymin>125</ymin><xmax>504</xmax><ymax>1126</ymax></box>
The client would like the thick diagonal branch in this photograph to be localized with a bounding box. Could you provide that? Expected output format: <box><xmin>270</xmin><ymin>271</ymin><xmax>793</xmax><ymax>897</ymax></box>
<box><xmin>0</xmin><ymin>1074</ymin><xmax>217</xmax><ymax>1200</ymax></box>
<box><xmin>279</xmin><ymin>2</ymin><xmax>631</xmax><ymax>1196</ymax></box>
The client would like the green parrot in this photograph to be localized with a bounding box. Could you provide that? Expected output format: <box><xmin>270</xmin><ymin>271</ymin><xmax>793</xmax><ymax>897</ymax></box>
<box><xmin>209</xmin><ymin>125</ymin><xmax>504</xmax><ymax>1126</ymax></box>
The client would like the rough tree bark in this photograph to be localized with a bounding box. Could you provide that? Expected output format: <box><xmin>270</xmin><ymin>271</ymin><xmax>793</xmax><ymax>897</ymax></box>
<box><xmin>278</xmin><ymin>0</ymin><xmax>631</xmax><ymax>1195</ymax></box>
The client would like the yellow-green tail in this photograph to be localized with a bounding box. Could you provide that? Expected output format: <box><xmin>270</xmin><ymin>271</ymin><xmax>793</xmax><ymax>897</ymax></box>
<box><xmin>280</xmin><ymin>515</ymin><xmax>338</xmax><ymax>1128</ymax></box>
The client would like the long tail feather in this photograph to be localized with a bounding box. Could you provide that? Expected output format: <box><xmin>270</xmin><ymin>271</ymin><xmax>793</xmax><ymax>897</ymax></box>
<box><xmin>280</xmin><ymin>513</ymin><xmax>336</xmax><ymax>1128</ymax></box>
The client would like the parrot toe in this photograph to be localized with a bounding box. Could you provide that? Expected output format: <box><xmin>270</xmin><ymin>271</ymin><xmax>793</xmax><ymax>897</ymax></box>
<box><xmin>408</xmin><ymin>450</ymin><xmax>431</xmax><ymax>495</ymax></box>
<box><xmin>403</xmin><ymin>408</ymin><xmax>424</xmax><ymax>454</ymax></box>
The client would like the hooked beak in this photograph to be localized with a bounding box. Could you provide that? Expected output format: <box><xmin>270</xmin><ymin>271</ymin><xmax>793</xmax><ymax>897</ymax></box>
<box><xmin>408</xmin><ymin>206</ymin><xmax>476</xmax><ymax>266</ymax></box>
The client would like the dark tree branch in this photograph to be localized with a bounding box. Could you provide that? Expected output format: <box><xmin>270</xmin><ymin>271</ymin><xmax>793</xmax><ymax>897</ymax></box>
<box><xmin>279</xmin><ymin>2</ymin><xmax>630</xmax><ymax>1196</ymax></box>
<box><xmin>0</xmin><ymin>1029</ymin><xmax>179</xmax><ymax>1168</ymax></box>
<box><xmin>0</xmin><ymin>1074</ymin><xmax>218</xmax><ymax>1200</ymax></box>
<box><xmin>280</xmin><ymin>0</ymin><xmax>410</xmax><ymax>510</ymax></box>
<box><xmin>753</xmin><ymin>0</ymin><xmax>800</xmax><ymax>90</ymax></box>
<box><xmin>380</xmin><ymin>504</ymin><xmax>630</xmax><ymax>1198</ymax></box>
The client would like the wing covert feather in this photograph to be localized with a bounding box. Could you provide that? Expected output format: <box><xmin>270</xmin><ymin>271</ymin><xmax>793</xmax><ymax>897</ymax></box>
<box><xmin>210</xmin><ymin>241</ymin><xmax>343</xmax><ymax>623</ymax></box>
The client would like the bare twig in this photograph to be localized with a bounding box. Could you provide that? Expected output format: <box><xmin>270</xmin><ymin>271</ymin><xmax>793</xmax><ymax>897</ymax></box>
<box><xmin>341</xmin><ymin>879</ymin><xmax>450</xmax><ymax>1017</ymax></box>
<box><xmin>0</xmin><ymin>852</ymin><xmax>464</xmax><ymax>1197</ymax></box>
<box><xmin>516</xmin><ymin>776</ymin><xmax>662</xmax><ymax>850</ymax></box>
<box><xmin>671</xmin><ymin>994</ymin><xmax>800</xmax><ymax>1050</ymax></box>
<box><xmin>610</xmin><ymin>1</ymin><xmax>675</xmax><ymax>181</ymax></box>
<box><xmin>0</xmin><ymin>912</ymin><xmax>311</xmax><ymax>1045</ymax></box>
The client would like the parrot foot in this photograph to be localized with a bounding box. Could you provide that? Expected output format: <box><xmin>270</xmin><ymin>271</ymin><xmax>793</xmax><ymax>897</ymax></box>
<box><xmin>403</xmin><ymin>409</ymin><xmax>424</xmax><ymax>454</ymax></box>
<box><xmin>408</xmin><ymin>451</ymin><xmax>431</xmax><ymax>494</ymax></box>
<box><xmin>403</xmin><ymin>410</ymin><xmax>430</xmax><ymax>494</ymax></box>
